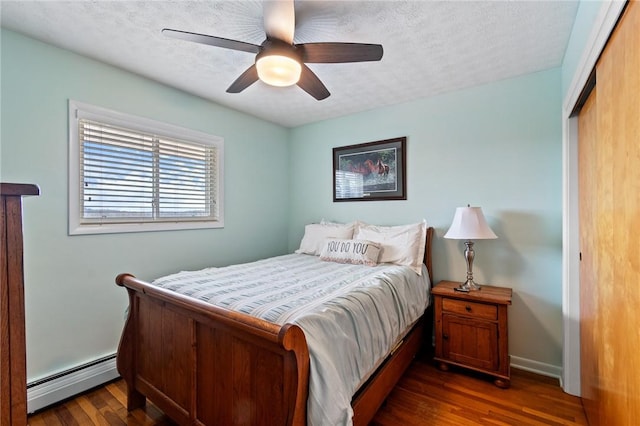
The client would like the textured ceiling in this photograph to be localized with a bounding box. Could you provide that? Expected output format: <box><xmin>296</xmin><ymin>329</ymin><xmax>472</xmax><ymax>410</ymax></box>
<box><xmin>1</xmin><ymin>0</ymin><xmax>579</xmax><ymax>128</ymax></box>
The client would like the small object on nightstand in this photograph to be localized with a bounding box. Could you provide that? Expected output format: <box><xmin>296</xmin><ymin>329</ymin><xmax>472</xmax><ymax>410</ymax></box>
<box><xmin>432</xmin><ymin>280</ymin><xmax>512</xmax><ymax>388</ymax></box>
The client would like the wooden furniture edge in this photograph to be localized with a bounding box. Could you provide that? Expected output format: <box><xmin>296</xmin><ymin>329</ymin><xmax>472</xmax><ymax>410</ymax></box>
<box><xmin>424</xmin><ymin>226</ymin><xmax>434</xmax><ymax>284</ymax></box>
<box><xmin>432</xmin><ymin>280</ymin><xmax>512</xmax><ymax>305</ymax></box>
<box><xmin>115</xmin><ymin>226</ymin><xmax>434</xmax><ymax>425</ymax></box>
<box><xmin>0</xmin><ymin>183</ymin><xmax>40</xmax><ymax>197</ymax></box>
<box><xmin>1</xmin><ymin>183</ymin><xmax>39</xmax><ymax>426</ymax></box>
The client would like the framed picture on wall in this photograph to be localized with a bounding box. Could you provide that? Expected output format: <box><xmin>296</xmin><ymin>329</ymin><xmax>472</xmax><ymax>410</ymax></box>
<box><xmin>333</xmin><ymin>137</ymin><xmax>406</xmax><ymax>202</ymax></box>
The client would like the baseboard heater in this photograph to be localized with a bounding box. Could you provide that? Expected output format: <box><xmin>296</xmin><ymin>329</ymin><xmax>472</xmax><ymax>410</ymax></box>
<box><xmin>26</xmin><ymin>354</ymin><xmax>119</xmax><ymax>413</ymax></box>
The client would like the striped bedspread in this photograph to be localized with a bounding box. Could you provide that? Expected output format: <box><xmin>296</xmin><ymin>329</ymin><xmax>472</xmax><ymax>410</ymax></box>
<box><xmin>152</xmin><ymin>253</ymin><xmax>431</xmax><ymax>426</ymax></box>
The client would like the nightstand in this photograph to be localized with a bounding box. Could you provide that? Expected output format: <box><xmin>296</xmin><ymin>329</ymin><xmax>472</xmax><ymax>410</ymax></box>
<box><xmin>432</xmin><ymin>280</ymin><xmax>512</xmax><ymax>388</ymax></box>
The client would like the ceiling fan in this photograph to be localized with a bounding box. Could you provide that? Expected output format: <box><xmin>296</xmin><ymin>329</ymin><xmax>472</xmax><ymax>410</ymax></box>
<box><xmin>162</xmin><ymin>0</ymin><xmax>383</xmax><ymax>100</ymax></box>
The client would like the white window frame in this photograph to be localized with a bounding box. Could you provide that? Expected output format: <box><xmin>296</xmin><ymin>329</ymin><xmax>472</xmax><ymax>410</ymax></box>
<box><xmin>68</xmin><ymin>100</ymin><xmax>224</xmax><ymax>235</ymax></box>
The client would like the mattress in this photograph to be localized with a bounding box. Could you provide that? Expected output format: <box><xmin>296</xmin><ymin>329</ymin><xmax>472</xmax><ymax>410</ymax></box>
<box><xmin>152</xmin><ymin>253</ymin><xmax>431</xmax><ymax>426</ymax></box>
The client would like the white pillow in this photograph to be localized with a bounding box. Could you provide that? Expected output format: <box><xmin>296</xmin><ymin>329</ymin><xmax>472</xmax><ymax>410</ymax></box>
<box><xmin>319</xmin><ymin>239</ymin><xmax>381</xmax><ymax>266</ymax></box>
<box><xmin>353</xmin><ymin>220</ymin><xmax>427</xmax><ymax>274</ymax></box>
<box><xmin>295</xmin><ymin>222</ymin><xmax>355</xmax><ymax>255</ymax></box>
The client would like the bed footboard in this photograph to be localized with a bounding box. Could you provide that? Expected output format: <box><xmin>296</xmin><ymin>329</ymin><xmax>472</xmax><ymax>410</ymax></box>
<box><xmin>116</xmin><ymin>273</ymin><xmax>309</xmax><ymax>426</ymax></box>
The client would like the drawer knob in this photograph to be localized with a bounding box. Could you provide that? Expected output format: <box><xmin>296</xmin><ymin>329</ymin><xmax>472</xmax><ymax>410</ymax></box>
<box><xmin>465</xmin><ymin>305</ymin><xmax>472</xmax><ymax>312</ymax></box>
<box><xmin>443</xmin><ymin>334</ymin><xmax>449</xmax><ymax>340</ymax></box>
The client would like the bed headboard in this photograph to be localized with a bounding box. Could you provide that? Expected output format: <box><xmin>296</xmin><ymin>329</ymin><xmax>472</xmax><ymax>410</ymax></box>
<box><xmin>424</xmin><ymin>227</ymin><xmax>434</xmax><ymax>284</ymax></box>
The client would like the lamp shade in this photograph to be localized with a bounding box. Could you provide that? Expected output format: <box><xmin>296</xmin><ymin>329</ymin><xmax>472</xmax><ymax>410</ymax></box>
<box><xmin>444</xmin><ymin>206</ymin><xmax>497</xmax><ymax>240</ymax></box>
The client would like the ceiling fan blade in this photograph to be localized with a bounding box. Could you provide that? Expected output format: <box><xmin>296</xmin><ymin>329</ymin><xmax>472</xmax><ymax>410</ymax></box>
<box><xmin>299</xmin><ymin>43</ymin><xmax>383</xmax><ymax>63</ymax></box>
<box><xmin>297</xmin><ymin>65</ymin><xmax>330</xmax><ymax>101</ymax></box>
<box><xmin>263</xmin><ymin>0</ymin><xmax>295</xmax><ymax>44</ymax></box>
<box><xmin>162</xmin><ymin>28</ymin><xmax>260</xmax><ymax>54</ymax></box>
<box><xmin>226</xmin><ymin>65</ymin><xmax>259</xmax><ymax>93</ymax></box>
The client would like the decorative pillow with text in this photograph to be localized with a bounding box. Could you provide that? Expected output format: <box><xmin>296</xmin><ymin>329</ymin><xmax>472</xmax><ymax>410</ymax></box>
<box><xmin>319</xmin><ymin>238</ymin><xmax>381</xmax><ymax>266</ymax></box>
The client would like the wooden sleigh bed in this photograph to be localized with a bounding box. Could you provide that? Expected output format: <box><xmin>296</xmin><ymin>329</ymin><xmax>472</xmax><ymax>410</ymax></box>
<box><xmin>115</xmin><ymin>226</ymin><xmax>433</xmax><ymax>425</ymax></box>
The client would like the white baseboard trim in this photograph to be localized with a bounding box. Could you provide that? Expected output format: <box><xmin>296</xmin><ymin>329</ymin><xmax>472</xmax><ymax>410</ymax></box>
<box><xmin>27</xmin><ymin>354</ymin><xmax>119</xmax><ymax>413</ymax></box>
<box><xmin>510</xmin><ymin>356</ymin><xmax>562</xmax><ymax>382</ymax></box>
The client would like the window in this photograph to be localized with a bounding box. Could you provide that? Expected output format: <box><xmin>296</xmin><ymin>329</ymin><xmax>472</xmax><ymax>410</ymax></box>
<box><xmin>69</xmin><ymin>100</ymin><xmax>224</xmax><ymax>235</ymax></box>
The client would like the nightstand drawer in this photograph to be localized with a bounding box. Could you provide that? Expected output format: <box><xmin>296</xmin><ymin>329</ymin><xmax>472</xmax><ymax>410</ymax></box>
<box><xmin>442</xmin><ymin>298</ymin><xmax>497</xmax><ymax>320</ymax></box>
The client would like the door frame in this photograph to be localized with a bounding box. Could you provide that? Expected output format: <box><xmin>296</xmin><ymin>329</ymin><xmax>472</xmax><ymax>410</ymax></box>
<box><xmin>561</xmin><ymin>0</ymin><xmax>626</xmax><ymax>397</ymax></box>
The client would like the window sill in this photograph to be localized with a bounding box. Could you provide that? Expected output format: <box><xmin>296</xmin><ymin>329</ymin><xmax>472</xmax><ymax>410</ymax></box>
<box><xmin>69</xmin><ymin>219</ymin><xmax>224</xmax><ymax>235</ymax></box>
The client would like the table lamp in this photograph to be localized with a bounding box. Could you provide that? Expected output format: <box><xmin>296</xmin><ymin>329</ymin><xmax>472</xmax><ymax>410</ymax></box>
<box><xmin>444</xmin><ymin>205</ymin><xmax>497</xmax><ymax>292</ymax></box>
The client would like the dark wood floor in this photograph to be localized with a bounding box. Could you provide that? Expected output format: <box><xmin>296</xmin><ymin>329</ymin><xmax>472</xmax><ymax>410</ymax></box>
<box><xmin>28</xmin><ymin>355</ymin><xmax>587</xmax><ymax>425</ymax></box>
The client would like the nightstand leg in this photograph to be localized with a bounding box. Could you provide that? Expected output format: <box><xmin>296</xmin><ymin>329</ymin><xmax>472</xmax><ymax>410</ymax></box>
<box><xmin>494</xmin><ymin>378</ymin><xmax>510</xmax><ymax>389</ymax></box>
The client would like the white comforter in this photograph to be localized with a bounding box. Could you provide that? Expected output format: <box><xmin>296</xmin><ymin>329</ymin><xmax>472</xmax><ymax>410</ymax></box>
<box><xmin>152</xmin><ymin>254</ymin><xmax>431</xmax><ymax>426</ymax></box>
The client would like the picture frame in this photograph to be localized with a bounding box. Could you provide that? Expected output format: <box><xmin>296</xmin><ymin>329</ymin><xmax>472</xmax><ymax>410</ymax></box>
<box><xmin>333</xmin><ymin>136</ymin><xmax>406</xmax><ymax>202</ymax></box>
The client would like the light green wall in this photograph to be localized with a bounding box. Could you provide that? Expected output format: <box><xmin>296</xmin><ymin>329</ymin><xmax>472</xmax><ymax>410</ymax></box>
<box><xmin>1</xmin><ymin>29</ymin><xmax>291</xmax><ymax>381</ymax></box>
<box><xmin>2</xmin><ymin>24</ymin><xmax>567</xmax><ymax>380</ymax></box>
<box><xmin>288</xmin><ymin>68</ymin><xmax>563</xmax><ymax>368</ymax></box>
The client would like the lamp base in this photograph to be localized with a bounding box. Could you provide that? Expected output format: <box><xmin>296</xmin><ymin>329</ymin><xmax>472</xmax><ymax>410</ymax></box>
<box><xmin>458</xmin><ymin>240</ymin><xmax>482</xmax><ymax>292</ymax></box>
<box><xmin>457</xmin><ymin>279</ymin><xmax>481</xmax><ymax>292</ymax></box>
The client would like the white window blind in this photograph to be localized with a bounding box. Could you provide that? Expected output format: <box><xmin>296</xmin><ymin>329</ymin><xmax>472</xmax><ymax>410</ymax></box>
<box><xmin>69</xmin><ymin>100</ymin><xmax>224</xmax><ymax>235</ymax></box>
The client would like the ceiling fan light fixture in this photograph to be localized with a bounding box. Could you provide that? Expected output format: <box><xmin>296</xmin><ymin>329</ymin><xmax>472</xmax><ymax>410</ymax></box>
<box><xmin>256</xmin><ymin>54</ymin><xmax>301</xmax><ymax>87</ymax></box>
<box><xmin>163</xmin><ymin>4</ymin><xmax>383</xmax><ymax>100</ymax></box>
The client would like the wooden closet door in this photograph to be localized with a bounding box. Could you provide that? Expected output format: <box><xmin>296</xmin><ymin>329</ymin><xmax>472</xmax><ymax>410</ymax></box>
<box><xmin>577</xmin><ymin>89</ymin><xmax>599</xmax><ymax>424</ymax></box>
<box><xmin>578</xmin><ymin>1</ymin><xmax>640</xmax><ymax>424</ymax></box>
